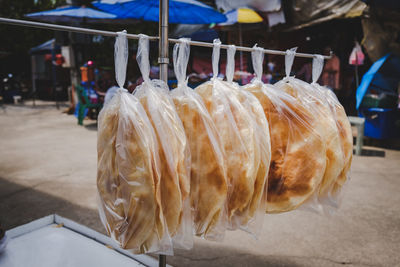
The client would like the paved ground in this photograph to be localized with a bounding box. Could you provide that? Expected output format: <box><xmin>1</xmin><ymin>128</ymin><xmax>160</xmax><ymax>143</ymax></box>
<box><xmin>0</xmin><ymin>102</ymin><xmax>399</xmax><ymax>267</ymax></box>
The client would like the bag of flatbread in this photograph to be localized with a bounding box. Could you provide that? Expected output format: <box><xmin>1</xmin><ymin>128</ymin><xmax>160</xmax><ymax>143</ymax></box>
<box><xmin>275</xmin><ymin>48</ymin><xmax>345</xmax><ymax>212</ymax></box>
<box><xmin>244</xmin><ymin>46</ymin><xmax>327</xmax><ymax>213</ymax></box>
<box><xmin>195</xmin><ymin>39</ymin><xmax>268</xmax><ymax>233</ymax></box>
<box><xmin>310</xmin><ymin>55</ymin><xmax>353</xmax><ymax>209</ymax></box>
<box><xmin>223</xmin><ymin>44</ymin><xmax>271</xmax><ymax>233</ymax></box>
<box><xmin>97</xmin><ymin>31</ymin><xmax>171</xmax><ymax>254</ymax></box>
<box><xmin>134</xmin><ymin>34</ymin><xmax>192</xmax><ymax>249</ymax></box>
<box><xmin>170</xmin><ymin>39</ymin><xmax>228</xmax><ymax>240</ymax></box>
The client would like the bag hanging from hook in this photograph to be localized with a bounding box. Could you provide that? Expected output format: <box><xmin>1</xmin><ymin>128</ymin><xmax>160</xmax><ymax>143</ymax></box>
<box><xmin>170</xmin><ymin>38</ymin><xmax>228</xmax><ymax>240</ymax></box>
<box><xmin>245</xmin><ymin>46</ymin><xmax>327</xmax><ymax>214</ymax></box>
<box><xmin>276</xmin><ymin>53</ymin><xmax>347</xmax><ymax>214</ymax></box>
<box><xmin>224</xmin><ymin>44</ymin><xmax>272</xmax><ymax>235</ymax></box>
<box><xmin>97</xmin><ymin>31</ymin><xmax>173</xmax><ymax>255</ymax></box>
<box><xmin>134</xmin><ymin>34</ymin><xmax>193</xmax><ymax>250</ymax></box>
<box><xmin>284</xmin><ymin>47</ymin><xmax>297</xmax><ymax>79</ymax></box>
<box><xmin>196</xmin><ymin>39</ymin><xmax>268</xmax><ymax>236</ymax></box>
<box><xmin>309</xmin><ymin>54</ymin><xmax>353</xmax><ymax>212</ymax></box>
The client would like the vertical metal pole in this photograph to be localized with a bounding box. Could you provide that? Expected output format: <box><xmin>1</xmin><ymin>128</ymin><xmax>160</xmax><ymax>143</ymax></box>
<box><xmin>158</xmin><ymin>0</ymin><xmax>168</xmax><ymax>266</ymax></box>
<box><xmin>239</xmin><ymin>23</ymin><xmax>243</xmax><ymax>71</ymax></box>
<box><xmin>159</xmin><ymin>0</ymin><xmax>169</xmax><ymax>83</ymax></box>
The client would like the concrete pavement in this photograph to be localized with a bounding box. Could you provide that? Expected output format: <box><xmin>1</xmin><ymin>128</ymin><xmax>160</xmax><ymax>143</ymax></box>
<box><xmin>0</xmin><ymin>102</ymin><xmax>399</xmax><ymax>267</ymax></box>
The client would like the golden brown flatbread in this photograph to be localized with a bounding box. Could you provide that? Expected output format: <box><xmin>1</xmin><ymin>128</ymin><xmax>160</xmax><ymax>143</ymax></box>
<box><xmin>195</xmin><ymin>79</ymin><xmax>262</xmax><ymax>223</ymax></box>
<box><xmin>277</xmin><ymin>79</ymin><xmax>345</xmax><ymax>198</ymax></box>
<box><xmin>245</xmin><ymin>83</ymin><xmax>326</xmax><ymax>213</ymax></box>
<box><xmin>171</xmin><ymin>86</ymin><xmax>228</xmax><ymax>239</ymax></box>
<box><xmin>136</xmin><ymin>81</ymin><xmax>191</xmax><ymax>239</ymax></box>
<box><xmin>224</xmin><ymin>82</ymin><xmax>271</xmax><ymax>229</ymax></box>
<box><xmin>97</xmin><ymin>90</ymin><xmax>166</xmax><ymax>254</ymax></box>
<box><xmin>323</xmin><ymin>89</ymin><xmax>353</xmax><ymax>196</ymax></box>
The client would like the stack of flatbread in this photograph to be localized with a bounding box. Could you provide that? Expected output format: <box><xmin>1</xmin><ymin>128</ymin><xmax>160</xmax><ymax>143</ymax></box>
<box><xmin>276</xmin><ymin>78</ymin><xmax>345</xmax><ymax>202</ymax></box>
<box><xmin>245</xmin><ymin>82</ymin><xmax>327</xmax><ymax>213</ymax></box>
<box><xmin>171</xmin><ymin>84</ymin><xmax>228</xmax><ymax>240</ymax></box>
<box><xmin>195</xmin><ymin>79</ymin><xmax>270</xmax><ymax>227</ymax></box>
<box><xmin>97</xmin><ymin>89</ymin><xmax>168</xmax><ymax>254</ymax></box>
<box><xmin>320</xmin><ymin>87</ymin><xmax>353</xmax><ymax>199</ymax></box>
<box><xmin>135</xmin><ymin>79</ymin><xmax>192</xmax><ymax>248</ymax></box>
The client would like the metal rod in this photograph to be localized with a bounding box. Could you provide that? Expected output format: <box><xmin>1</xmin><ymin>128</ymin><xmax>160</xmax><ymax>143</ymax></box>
<box><xmin>158</xmin><ymin>0</ymin><xmax>169</xmax><ymax>82</ymax></box>
<box><xmin>0</xmin><ymin>17</ymin><xmax>332</xmax><ymax>59</ymax></box>
<box><xmin>158</xmin><ymin>0</ymin><xmax>168</xmax><ymax>265</ymax></box>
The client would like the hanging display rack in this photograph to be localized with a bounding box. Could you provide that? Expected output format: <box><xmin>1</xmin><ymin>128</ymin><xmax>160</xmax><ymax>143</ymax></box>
<box><xmin>0</xmin><ymin>17</ymin><xmax>333</xmax><ymax>61</ymax></box>
<box><xmin>0</xmin><ymin>2</ymin><xmax>332</xmax><ymax>266</ymax></box>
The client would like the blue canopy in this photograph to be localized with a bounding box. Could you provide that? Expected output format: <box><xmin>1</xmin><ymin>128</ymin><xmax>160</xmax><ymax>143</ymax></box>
<box><xmin>26</xmin><ymin>6</ymin><xmax>118</xmax><ymax>23</ymax></box>
<box><xmin>186</xmin><ymin>28</ymin><xmax>218</xmax><ymax>42</ymax></box>
<box><xmin>356</xmin><ymin>54</ymin><xmax>400</xmax><ymax>109</ymax></box>
<box><xmin>30</xmin><ymin>39</ymin><xmax>60</xmax><ymax>55</ymax></box>
<box><xmin>93</xmin><ymin>0</ymin><xmax>227</xmax><ymax>24</ymax></box>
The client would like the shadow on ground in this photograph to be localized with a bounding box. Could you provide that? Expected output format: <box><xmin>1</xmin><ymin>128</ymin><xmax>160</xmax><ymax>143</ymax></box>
<box><xmin>84</xmin><ymin>122</ymin><xmax>98</xmax><ymax>131</ymax></box>
<box><xmin>364</xmin><ymin>137</ymin><xmax>400</xmax><ymax>151</ymax></box>
<box><xmin>0</xmin><ymin>177</ymin><xmax>103</xmax><ymax>232</ymax></box>
<box><xmin>0</xmin><ymin>178</ymin><xmax>375</xmax><ymax>267</ymax></box>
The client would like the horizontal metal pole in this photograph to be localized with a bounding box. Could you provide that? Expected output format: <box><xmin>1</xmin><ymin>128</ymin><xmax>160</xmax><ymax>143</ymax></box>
<box><xmin>0</xmin><ymin>17</ymin><xmax>332</xmax><ymax>59</ymax></box>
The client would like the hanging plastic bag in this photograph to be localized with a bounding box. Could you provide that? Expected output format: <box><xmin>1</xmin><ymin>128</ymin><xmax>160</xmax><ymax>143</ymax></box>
<box><xmin>134</xmin><ymin>34</ymin><xmax>192</xmax><ymax>249</ymax></box>
<box><xmin>170</xmin><ymin>38</ymin><xmax>228</xmax><ymax>240</ymax></box>
<box><xmin>311</xmin><ymin>55</ymin><xmax>353</xmax><ymax>209</ymax></box>
<box><xmin>244</xmin><ymin>46</ymin><xmax>327</xmax><ymax>213</ymax></box>
<box><xmin>195</xmin><ymin>39</ymin><xmax>265</xmax><ymax>233</ymax></box>
<box><xmin>223</xmin><ymin>44</ymin><xmax>271</xmax><ymax>234</ymax></box>
<box><xmin>275</xmin><ymin>49</ymin><xmax>345</xmax><ymax>212</ymax></box>
<box><xmin>349</xmin><ymin>41</ymin><xmax>365</xmax><ymax>66</ymax></box>
<box><xmin>97</xmin><ymin>31</ymin><xmax>172</xmax><ymax>254</ymax></box>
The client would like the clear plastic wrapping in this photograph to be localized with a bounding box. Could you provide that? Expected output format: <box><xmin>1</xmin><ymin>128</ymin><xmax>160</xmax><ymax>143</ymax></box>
<box><xmin>195</xmin><ymin>39</ymin><xmax>270</xmax><ymax>233</ymax></box>
<box><xmin>310</xmin><ymin>55</ymin><xmax>353</xmax><ymax>208</ymax></box>
<box><xmin>245</xmin><ymin>47</ymin><xmax>327</xmax><ymax>213</ymax></box>
<box><xmin>97</xmin><ymin>31</ymin><xmax>172</xmax><ymax>254</ymax></box>
<box><xmin>134</xmin><ymin>34</ymin><xmax>193</xmax><ymax>249</ymax></box>
<box><xmin>170</xmin><ymin>39</ymin><xmax>228</xmax><ymax>240</ymax></box>
<box><xmin>275</xmin><ymin>50</ymin><xmax>345</xmax><ymax>212</ymax></box>
<box><xmin>224</xmin><ymin>44</ymin><xmax>271</xmax><ymax>234</ymax></box>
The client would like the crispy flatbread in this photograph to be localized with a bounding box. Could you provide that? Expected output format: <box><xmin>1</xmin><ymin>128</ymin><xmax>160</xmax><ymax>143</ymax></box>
<box><xmin>171</xmin><ymin>86</ymin><xmax>227</xmax><ymax>239</ymax></box>
<box><xmin>324</xmin><ymin>89</ymin><xmax>353</xmax><ymax>195</ymax></box>
<box><xmin>245</xmin><ymin>83</ymin><xmax>326</xmax><ymax>213</ymax></box>
<box><xmin>196</xmin><ymin>79</ymin><xmax>260</xmax><ymax>222</ymax></box>
<box><xmin>97</xmin><ymin>90</ymin><xmax>165</xmax><ymax>253</ymax></box>
<box><xmin>136</xmin><ymin>81</ymin><xmax>191</xmax><ymax>238</ymax></box>
<box><xmin>277</xmin><ymin>80</ymin><xmax>344</xmax><ymax>198</ymax></box>
<box><xmin>226</xmin><ymin>83</ymin><xmax>271</xmax><ymax>229</ymax></box>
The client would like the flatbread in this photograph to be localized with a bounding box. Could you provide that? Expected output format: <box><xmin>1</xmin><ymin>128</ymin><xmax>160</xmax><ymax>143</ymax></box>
<box><xmin>171</xmin><ymin>86</ymin><xmax>227</xmax><ymax>239</ymax></box>
<box><xmin>324</xmin><ymin>89</ymin><xmax>353</xmax><ymax>195</ymax></box>
<box><xmin>195</xmin><ymin>79</ymin><xmax>260</xmax><ymax>222</ymax></box>
<box><xmin>97</xmin><ymin>90</ymin><xmax>166</xmax><ymax>253</ymax></box>
<box><xmin>135</xmin><ymin>81</ymin><xmax>191</xmax><ymax>238</ymax></box>
<box><xmin>245</xmin><ymin>83</ymin><xmax>326</xmax><ymax>213</ymax></box>
<box><xmin>226</xmin><ymin>83</ymin><xmax>271</xmax><ymax>229</ymax></box>
<box><xmin>277</xmin><ymin>80</ymin><xmax>344</xmax><ymax>198</ymax></box>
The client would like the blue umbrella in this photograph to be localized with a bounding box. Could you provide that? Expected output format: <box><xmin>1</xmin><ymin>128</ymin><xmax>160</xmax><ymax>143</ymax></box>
<box><xmin>25</xmin><ymin>5</ymin><xmax>121</xmax><ymax>24</ymax></box>
<box><xmin>356</xmin><ymin>54</ymin><xmax>400</xmax><ymax>109</ymax></box>
<box><xmin>93</xmin><ymin>0</ymin><xmax>227</xmax><ymax>24</ymax></box>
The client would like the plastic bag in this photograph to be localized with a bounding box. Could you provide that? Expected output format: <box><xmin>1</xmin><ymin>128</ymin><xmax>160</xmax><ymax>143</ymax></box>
<box><xmin>275</xmin><ymin>49</ymin><xmax>345</xmax><ymax>212</ymax></box>
<box><xmin>97</xmin><ymin>31</ymin><xmax>172</xmax><ymax>254</ymax></box>
<box><xmin>195</xmin><ymin>39</ymin><xmax>267</xmax><ymax>233</ymax></box>
<box><xmin>311</xmin><ymin>55</ymin><xmax>353</xmax><ymax>208</ymax></box>
<box><xmin>223</xmin><ymin>44</ymin><xmax>271</xmax><ymax>234</ymax></box>
<box><xmin>170</xmin><ymin>39</ymin><xmax>228</xmax><ymax>240</ymax></box>
<box><xmin>349</xmin><ymin>41</ymin><xmax>365</xmax><ymax>66</ymax></box>
<box><xmin>134</xmin><ymin>34</ymin><xmax>192</xmax><ymax>249</ymax></box>
<box><xmin>244</xmin><ymin>47</ymin><xmax>326</xmax><ymax>213</ymax></box>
